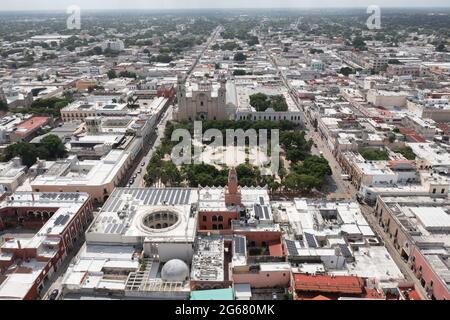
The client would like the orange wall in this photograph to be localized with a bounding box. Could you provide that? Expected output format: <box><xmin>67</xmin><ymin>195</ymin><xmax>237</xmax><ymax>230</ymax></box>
<box><xmin>233</xmin><ymin>270</ymin><xmax>290</xmax><ymax>288</ymax></box>
<box><xmin>198</xmin><ymin>211</ymin><xmax>238</xmax><ymax>230</ymax></box>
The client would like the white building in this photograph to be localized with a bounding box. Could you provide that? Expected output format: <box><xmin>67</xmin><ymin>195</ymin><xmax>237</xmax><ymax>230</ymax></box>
<box><xmin>367</xmin><ymin>90</ymin><xmax>410</xmax><ymax>108</ymax></box>
<box><xmin>272</xmin><ymin>199</ymin><xmax>404</xmax><ymax>284</ymax></box>
<box><xmin>101</xmin><ymin>39</ymin><xmax>125</xmax><ymax>52</ymax></box>
<box><xmin>0</xmin><ymin>158</ymin><xmax>27</xmax><ymax>193</ymax></box>
<box><xmin>30</xmin><ymin>150</ymin><xmax>134</xmax><ymax>203</ymax></box>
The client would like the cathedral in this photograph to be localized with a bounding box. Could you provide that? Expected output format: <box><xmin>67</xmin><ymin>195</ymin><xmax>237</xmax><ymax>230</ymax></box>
<box><xmin>174</xmin><ymin>74</ymin><xmax>235</xmax><ymax>121</ymax></box>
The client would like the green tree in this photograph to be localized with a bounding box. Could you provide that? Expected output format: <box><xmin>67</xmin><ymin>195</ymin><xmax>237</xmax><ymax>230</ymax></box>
<box><xmin>0</xmin><ymin>100</ymin><xmax>8</xmax><ymax>112</ymax></box>
<box><xmin>93</xmin><ymin>46</ymin><xmax>103</xmax><ymax>55</ymax></box>
<box><xmin>397</xmin><ymin>147</ymin><xmax>416</xmax><ymax>160</ymax></box>
<box><xmin>339</xmin><ymin>67</ymin><xmax>354</xmax><ymax>77</ymax></box>
<box><xmin>436</xmin><ymin>43</ymin><xmax>447</xmax><ymax>52</ymax></box>
<box><xmin>352</xmin><ymin>36</ymin><xmax>367</xmax><ymax>51</ymax></box>
<box><xmin>359</xmin><ymin>148</ymin><xmax>389</xmax><ymax>161</ymax></box>
<box><xmin>107</xmin><ymin>69</ymin><xmax>117</xmax><ymax>79</ymax></box>
<box><xmin>233</xmin><ymin>52</ymin><xmax>247</xmax><ymax>61</ymax></box>
<box><xmin>40</xmin><ymin>134</ymin><xmax>67</xmax><ymax>159</ymax></box>
<box><xmin>233</xmin><ymin>69</ymin><xmax>246</xmax><ymax>76</ymax></box>
<box><xmin>160</xmin><ymin>161</ymin><xmax>182</xmax><ymax>187</ymax></box>
<box><xmin>119</xmin><ymin>71</ymin><xmax>137</xmax><ymax>79</ymax></box>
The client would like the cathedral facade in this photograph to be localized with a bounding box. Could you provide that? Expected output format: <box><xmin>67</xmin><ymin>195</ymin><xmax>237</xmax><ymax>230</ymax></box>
<box><xmin>174</xmin><ymin>74</ymin><xmax>229</xmax><ymax>121</ymax></box>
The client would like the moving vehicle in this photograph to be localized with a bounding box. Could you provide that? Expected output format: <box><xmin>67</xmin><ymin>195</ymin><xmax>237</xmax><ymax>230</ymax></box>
<box><xmin>49</xmin><ymin>289</ymin><xmax>59</xmax><ymax>300</ymax></box>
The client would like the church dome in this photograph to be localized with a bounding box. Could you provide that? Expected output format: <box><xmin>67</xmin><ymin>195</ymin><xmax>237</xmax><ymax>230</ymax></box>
<box><xmin>161</xmin><ymin>259</ymin><xmax>189</xmax><ymax>282</ymax></box>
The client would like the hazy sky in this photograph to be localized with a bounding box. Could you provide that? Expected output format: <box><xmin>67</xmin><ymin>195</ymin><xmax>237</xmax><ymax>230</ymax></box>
<box><xmin>1</xmin><ymin>0</ymin><xmax>449</xmax><ymax>11</ymax></box>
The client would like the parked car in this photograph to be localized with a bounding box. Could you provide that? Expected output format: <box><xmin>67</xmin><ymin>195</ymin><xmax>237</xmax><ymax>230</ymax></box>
<box><xmin>141</xmin><ymin>161</ymin><xmax>146</xmax><ymax>167</ymax></box>
<box><xmin>49</xmin><ymin>289</ymin><xmax>59</xmax><ymax>300</ymax></box>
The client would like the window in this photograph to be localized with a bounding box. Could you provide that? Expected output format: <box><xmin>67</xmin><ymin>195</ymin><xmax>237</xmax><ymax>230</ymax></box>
<box><xmin>212</xmin><ymin>216</ymin><xmax>218</xmax><ymax>222</ymax></box>
<box><xmin>200</xmin><ymin>101</ymin><xmax>204</xmax><ymax>106</ymax></box>
<box><xmin>441</xmin><ymin>189</ymin><xmax>446</xmax><ymax>194</ymax></box>
<box><xmin>212</xmin><ymin>224</ymin><xmax>217</xmax><ymax>230</ymax></box>
<box><xmin>202</xmin><ymin>216</ymin><xmax>207</xmax><ymax>222</ymax></box>
<box><xmin>432</xmin><ymin>188</ymin><xmax>436</xmax><ymax>194</ymax></box>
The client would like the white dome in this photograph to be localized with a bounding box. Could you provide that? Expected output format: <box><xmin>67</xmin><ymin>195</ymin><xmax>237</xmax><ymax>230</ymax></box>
<box><xmin>161</xmin><ymin>259</ymin><xmax>189</xmax><ymax>282</ymax></box>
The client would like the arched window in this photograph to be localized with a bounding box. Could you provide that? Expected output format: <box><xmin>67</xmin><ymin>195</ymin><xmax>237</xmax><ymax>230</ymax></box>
<box><xmin>212</xmin><ymin>215</ymin><xmax>218</xmax><ymax>222</ymax></box>
<box><xmin>212</xmin><ymin>224</ymin><xmax>218</xmax><ymax>230</ymax></box>
<box><xmin>218</xmin><ymin>216</ymin><xmax>223</xmax><ymax>222</ymax></box>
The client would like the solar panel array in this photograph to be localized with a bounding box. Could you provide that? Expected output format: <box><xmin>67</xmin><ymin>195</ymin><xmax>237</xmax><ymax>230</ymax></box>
<box><xmin>285</xmin><ymin>239</ymin><xmax>299</xmax><ymax>256</ymax></box>
<box><xmin>40</xmin><ymin>193</ymin><xmax>81</xmax><ymax>201</ymax></box>
<box><xmin>104</xmin><ymin>221</ymin><xmax>128</xmax><ymax>234</ymax></box>
<box><xmin>234</xmin><ymin>236</ymin><xmax>246</xmax><ymax>255</ymax></box>
<box><xmin>103</xmin><ymin>188</ymin><xmax>192</xmax><ymax>212</ymax></box>
<box><xmin>254</xmin><ymin>204</ymin><xmax>270</xmax><ymax>220</ymax></box>
<box><xmin>339</xmin><ymin>244</ymin><xmax>353</xmax><ymax>258</ymax></box>
<box><xmin>304</xmin><ymin>232</ymin><xmax>318</xmax><ymax>248</ymax></box>
<box><xmin>54</xmin><ymin>214</ymin><xmax>70</xmax><ymax>226</ymax></box>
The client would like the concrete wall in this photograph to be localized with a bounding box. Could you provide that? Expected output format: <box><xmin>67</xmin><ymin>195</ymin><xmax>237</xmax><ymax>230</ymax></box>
<box><xmin>232</xmin><ymin>269</ymin><xmax>290</xmax><ymax>288</ymax></box>
<box><xmin>410</xmin><ymin>246</ymin><xmax>450</xmax><ymax>300</ymax></box>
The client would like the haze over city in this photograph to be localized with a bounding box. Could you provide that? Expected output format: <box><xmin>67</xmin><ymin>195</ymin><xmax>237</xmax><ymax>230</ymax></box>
<box><xmin>1</xmin><ymin>0</ymin><xmax>450</xmax><ymax>11</ymax></box>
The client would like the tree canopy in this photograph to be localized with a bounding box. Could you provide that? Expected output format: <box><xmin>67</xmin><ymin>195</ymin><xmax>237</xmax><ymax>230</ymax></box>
<box><xmin>1</xmin><ymin>134</ymin><xmax>67</xmax><ymax>167</ymax></box>
<box><xmin>249</xmin><ymin>93</ymin><xmax>288</xmax><ymax>112</ymax></box>
<box><xmin>359</xmin><ymin>148</ymin><xmax>389</xmax><ymax>161</ymax></box>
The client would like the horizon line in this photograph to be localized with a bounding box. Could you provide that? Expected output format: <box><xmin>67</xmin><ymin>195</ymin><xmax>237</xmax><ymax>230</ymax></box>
<box><xmin>1</xmin><ymin>5</ymin><xmax>450</xmax><ymax>13</ymax></box>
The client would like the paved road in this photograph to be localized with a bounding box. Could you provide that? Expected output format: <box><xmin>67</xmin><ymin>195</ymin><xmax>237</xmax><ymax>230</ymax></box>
<box><xmin>40</xmin><ymin>235</ymin><xmax>87</xmax><ymax>300</ymax></box>
<box><xmin>259</xmin><ymin>34</ymin><xmax>351</xmax><ymax>199</ymax></box>
<box><xmin>130</xmin><ymin>106</ymin><xmax>173</xmax><ymax>188</ymax></box>
<box><xmin>258</xmin><ymin>29</ymin><xmax>426</xmax><ymax>296</ymax></box>
<box><xmin>123</xmin><ymin>26</ymin><xmax>221</xmax><ymax>189</ymax></box>
<box><xmin>186</xmin><ymin>25</ymin><xmax>222</xmax><ymax>80</ymax></box>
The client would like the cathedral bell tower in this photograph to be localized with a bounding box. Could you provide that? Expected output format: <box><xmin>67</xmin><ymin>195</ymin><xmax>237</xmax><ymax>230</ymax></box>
<box><xmin>218</xmin><ymin>73</ymin><xmax>226</xmax><ymax>109</ymax></box>
<box><xmin>225</xmin><ymin>167</ymin><xmax>241</xmax><ymax>206</ymax></box>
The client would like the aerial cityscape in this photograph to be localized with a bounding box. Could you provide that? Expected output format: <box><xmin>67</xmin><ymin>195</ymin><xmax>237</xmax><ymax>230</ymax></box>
<box><xmin>0</xmin><ymin>2</ymin><xmax>449</xmax><ymax>303</ymax></box>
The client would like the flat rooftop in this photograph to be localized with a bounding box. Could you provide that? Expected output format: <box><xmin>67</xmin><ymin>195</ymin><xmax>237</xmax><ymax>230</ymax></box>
<box><xmin>190</xmin><ymin>237</ymin><xmax>224</xmax><ymax>282</ymax></box>
<box><xmin>86</xmin><ymin>188</ymin><xmax>198</xmax><ymax>244</ymax></box>
<box><xmin>31</xmin><ymin>150</ymin><xmax>129</xmax><ymax>187</ymax></box>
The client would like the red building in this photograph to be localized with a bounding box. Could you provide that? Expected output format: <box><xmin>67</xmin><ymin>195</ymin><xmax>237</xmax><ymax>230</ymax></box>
<box><xmin>197</xmin><ymin>168</ymin><xmax>241</xmax><ymax>231</ymax></box>
<box><xmin>409</xmin><ymin>245</ymin><xmax>450</xmax><ymax>300</ymax></box>
<box><xmin>0</xmin><ymin>192</ymin><xmax>93</xmax><ymax>299</ymax></box>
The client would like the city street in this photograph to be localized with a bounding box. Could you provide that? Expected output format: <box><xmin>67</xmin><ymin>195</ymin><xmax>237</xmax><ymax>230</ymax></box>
<box><xmin>259</xmin><ymin>27</ymin><xmax>426</xmax><ymax>296</ymax></box>
<box><xmin>359</xmin><ymin>204</ymin><xmax>429</xmax><ymax>299</ymax></box>
<box><xmin>260</xmin><ymin>34</ymin><xmax>352</xmax><ymax>200</ymax></box>
<box><xmin>130</xmin><ymin>106</ymin><xmax>173</xmax><ymax>188</ymax></box>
